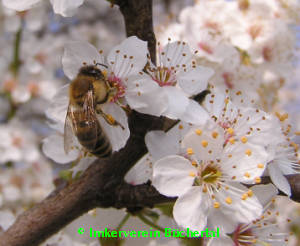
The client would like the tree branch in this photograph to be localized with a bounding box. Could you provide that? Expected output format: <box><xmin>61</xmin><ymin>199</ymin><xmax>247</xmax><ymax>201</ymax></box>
<box><xmin>115</xmin><ymin>0</ymin><xmax>156</xmax><ymax>63</ymax></box>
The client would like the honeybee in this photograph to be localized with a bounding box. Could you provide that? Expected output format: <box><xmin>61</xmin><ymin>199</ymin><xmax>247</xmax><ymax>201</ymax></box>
<box><xmin>64</xmin><ymin>64</ymin><xmax>123</xmax><ymax>158</ymax></box>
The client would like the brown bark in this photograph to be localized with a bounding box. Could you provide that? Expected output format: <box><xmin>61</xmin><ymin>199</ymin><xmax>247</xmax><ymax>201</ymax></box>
<box><xmin>115</xmin><ymin>0</ymin><xmax>156</xmax><ymax>63</ymax></box>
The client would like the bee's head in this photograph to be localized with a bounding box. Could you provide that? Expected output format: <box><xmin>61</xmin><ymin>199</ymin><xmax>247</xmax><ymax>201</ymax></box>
<box><xmin>79</xmin><ymin>65</ymin><xmax>104</xmax><ymax>79</ymax></box>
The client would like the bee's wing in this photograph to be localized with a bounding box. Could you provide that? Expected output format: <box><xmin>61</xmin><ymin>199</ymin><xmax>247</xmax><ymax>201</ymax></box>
<box><xmin>82</xmin><ymin>90</ymin><xmax>98</xmax><ymax>149</ymax></box>
<box><xmin>64</xmin><ymin>104</ymin><xmax>76</xmax><ymax>154</ymax></box>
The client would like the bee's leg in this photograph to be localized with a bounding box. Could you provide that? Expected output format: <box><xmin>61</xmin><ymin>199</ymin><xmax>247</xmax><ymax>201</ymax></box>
<box><xmin>115</xmin><ymin>100</ymin><xmax>132</xmax><ymax>115</ymax></box>
<box><xmin>96</xmin><ymin>107</ymin><xmax>125</xmax><ymax>130</ymax></box>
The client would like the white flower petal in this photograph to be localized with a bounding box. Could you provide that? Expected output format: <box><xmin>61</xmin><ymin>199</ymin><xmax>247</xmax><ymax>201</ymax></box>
<box><xmin>0</xmin><ymin>210</ymin><xmax>15</xmax><ymax>231</ymax></box>
<box><xmin>182</xmin><ymin>122</ymin><xmax>224</xmax><ymax>161</ymax></box>
<box><xmin>126</xmin><ymin>75</ymin><xmax>168</xmax><ymax>116</ymax></box>
<box><xmin>207</xmin><ymin>236</ymin><xmax>234</xmax><ymax>246</ymax></box>
<box><xmin>2</xmin><ymin>0</ymin><xmax>41</xmax><ymax>11</ymax></box>
<box><xmin>207</xmin><ymin>209</ymin><xmax>236</xmax><ymax>234</ymax></box>
<box><xmin>42</xmin><ymin>134</ymin><xmax>79</xmax><ymax>164</ymax></box>
<box><xmin>62</xmin><ymin>41</ymin><xmax>104</xmax><ymax>80</ymax></box>
<box><xmin>178</xmin><ymin>66</ymin><xmax>214</xmax><ymax>95</ymax></box>
<box><xmin>268</xmin><ymin>163</ymin><xmax>291</xmax><ymax>196</ymax></box>
<box><xmin>161</xmin><ymin>42</ymin><xmax>193</xmax><ymax>68</ymax></box>
<box><xmin>70</xmin><ymin>156</ymin><xmax>96</xmax><ymax>178</ymax></box>
<box><xmin>45</xmin><ymin>84</ymin><xmax>69</xmax><ymax>133</ymax></box>
<box><xmin>236</xmin><ymin>108</ymin><xmax>282</xmax><ymax>146</ymax></box>
<box><xmin>146</xmin><ymin>132</ymin><xmax>181</xmax><ymax>163</ymax></box>
<box><xmin>125</xmin><ymin>153</ymin><xmax>153</xmax><ymax>185</ymax></box>
<box><xmin>12</xmin><ymin>86</ymin><xmax>30</xmax><ymax>103</ymax></box>
<box><xmin>203</xmin><ymin>91</ymin><xmax>226</xmax><ymax>119</ymax></box>
<box><xmin>222</xmin><ymin>143</ymin><xmax>268</xmax><ymax>183</ymax></box>
<box><xmin>152</xmin><ymin>155</ymin><xmax>196</xmax><ymax>197</ymax></box>
<box><xmin>107</xmin><ymin>36</ymin><xmax>147</xmax><ymax>78</ymax></box>
<box><xmin>145</xmin><ymin>123</ymin><xmax>191</xmax><ymax>161</ymax></box>
<box><xmin>181</xmin><ymin>100</ymin><xmax>209</xmax><ymax>125</ymax></box>
<box><xmin>216</xmin><ymin>183</ymin><xmax>263</xmax><ymax>224</ymax></box>
<box><xmin>50</xmin><ymin>0</ymin><xmax>84</xmax><ymax>17</ymax></box>
<box><xmin>97</xmin><ymin>103</ymin><xmax>129</xmax><ymax>152</ymax></box>
<box><xmin>173</xmin><ymin>186</ymin><xmax>209</xmax><ymax>231</ymax></box>
<box><xmin>162</xmin><ymin>86</ymin><xmax>189</xmax><ymax>119</ymax></box>
<box><xmin>3</xmin><ymin>185</ymin><xmax>21</xmax><ymax>202</ymax></box>
<box><xmin>250</xmin><ymin>184</ymin><xmax>278</xmax><ymax>207</ymax></box>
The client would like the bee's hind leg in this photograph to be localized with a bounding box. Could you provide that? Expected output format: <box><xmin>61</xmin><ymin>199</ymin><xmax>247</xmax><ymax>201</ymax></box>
<box><xmin>96</xmin><ymin>107</ymin><xmax>125</xmax><ymax>130</ymax></box>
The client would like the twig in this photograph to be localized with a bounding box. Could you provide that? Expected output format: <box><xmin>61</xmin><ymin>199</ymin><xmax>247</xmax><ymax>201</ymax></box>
<box><xmin>10</xmin><ymin>28</ymin><xmax>22</xmax><ymax>77</ymax></box>
<box><xmin>115</xmin><ymin>0</ymin><xmax>156</xmax><ymax>63</ymax></box>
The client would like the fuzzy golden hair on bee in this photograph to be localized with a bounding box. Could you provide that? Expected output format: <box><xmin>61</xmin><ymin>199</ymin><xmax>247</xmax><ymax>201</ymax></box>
<box><xmin>64</xmin><ymin>64</ymin><xmax>113</xmax><ymax>158</ymax></box>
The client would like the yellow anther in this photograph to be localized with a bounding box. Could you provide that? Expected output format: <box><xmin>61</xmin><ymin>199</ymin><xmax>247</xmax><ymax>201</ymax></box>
<box><xmin>201</xmin><ymin>140</ymin><xmax>208</xmax><ymax>147</ymax></box>
<box><xmin>241</xmin><ymin>193</ymin><xmax>248</xmax><ymax>200</ymax></box>
<box><xmin>290</xmin><ymin>142</ymin><xmax>299</xmax><ymax>151</ymax></box>
<box><xmin>240</xmin><ymin>136</ymin><xmax>248</xmax><ymax>143</ymax></box>
<box><xmin>189</xmin><ymin>171</ymin><xmax>196</xmax><ymax>177</ymax></box>
<box><xmin>225</xmin><ymin>197</ymin><xmax>232</xmax><ymax>204</ymax></box>
<box><xmin>178</xmin><ymin>124</ymin><xmax>183</xmax><ymax>129</ymax></box>
<box><xmin>195</xmin><ymin>129</ymin><xmax>202</xmax><ymax>135</ymax></box>
<box><xmin>257</xmin><ymin>163</ymin><xmax>264</xmax><ymax>169</ymax></box>
<box><xmin>280</xmin><ymin>113</ymin><xmax>288</xmax><ymax>122</ymax></box>
<box><xmin>187</xmin><ymin>148</ymin><xmax>194</xmax><ymax>155</ymax></box>
<box><xmin>107</xmin><ymin>114</ymin><xmax>115</xmax><ymax>124</ymax></box>
<box><xmin>229</xmin><ymin>138</ymin><xmax>235</xmax><ymax>144</ymax></box>
<box><xmin>202</xmin><ymin>186</ymin><xmax>208</xmax><ymax>193</ymax></box>
<box><xmin>247</xmin><ymin>190</ymin><xmax>253</xmax><ymax>197</ymax></box>
<box><xmin>228</xmin><ymin>154</ymin><xmax>232</xmax><ymax>158</ymax></box>
<box><xmin>245</xmin><ymin>149</ymin><xmax>252</xmax><ymax>156</ymax></box>
<box><xmin>227</xmin><ymin>128</ymin><xmax>234</xmax><ymax>135</ymax></box>
<box><xmin>214</xmin><ymin>202</ymin><xmax>220</xmax><ymax>208</ymax></box>
<box><xmin>191</xmin><ymin>160</ymin><xmax>197</xmax><ymax>167</ymax></box>
<box><xmin>255</xmin><ymin>177</ymin><xmax>261</xmax><ymax>183</ymax></box>
<box><xmin>275</xmin><ymin>112</ymin><xmax>289</xmax><ymax>122</ymax></box>
<box><xmin>211</xmin><ymin>131</ymin><xmax>218</xmax><ymax>138</ymax></box>
<box><xmin>244</xmin><ymin>172</ymin><xmax>251</xmax><ymax>178</ymax></box>
<box><xmin>295</xmin><ymin>131</ymin><xmax>300</xmax><ymax>136</ymax></box>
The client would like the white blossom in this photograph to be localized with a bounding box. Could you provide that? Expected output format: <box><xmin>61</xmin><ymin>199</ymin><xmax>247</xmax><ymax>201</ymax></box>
<box><xmin>2</xmin><ymin>0</ymin><xmax>84</xmax><ymax>17</ymax></box>
<box><xmin>208</xmin><ymin>184</ymin><xmax>291</xmax><ymax>246</ymax></box>
<box><xmin>134</xmin><ymin>40</ymin><xmax>214</xmax><ymax>124</ymax></box>
<box><xmin>152</xmin><ymin>120</ymin><xmax>268</xmax><ymax>231</ymax></box>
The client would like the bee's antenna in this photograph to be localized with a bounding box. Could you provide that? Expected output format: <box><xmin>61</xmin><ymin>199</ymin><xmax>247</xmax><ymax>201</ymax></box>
<box><xmin>95</xmin><ymin>63</ymin><xmax>108</xmax><ymax>69</ymax></box>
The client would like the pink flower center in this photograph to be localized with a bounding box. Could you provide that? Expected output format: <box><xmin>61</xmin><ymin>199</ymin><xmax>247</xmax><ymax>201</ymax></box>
<box><xmin>219</xmin><ymin>122</ymin><xmax>235</xmax><ymax>145</ymax></box>
<box><xmin>248</xmin><ymin>24</ymin><xmax>263</xmax><ymax>40</ymax></box>
<box><xmin>151</xmin><ymin>66</ymin><xmax>177</xmax><ymax>87</ymax></box>
<box><xmin>27</xmin><ymin>82</ymin><xmax>40</xmax><ymax>97</ymax></box>
<box><xmin>198</xmin><ymin>42</ymin><xmax>213</xmax><ymax>54</ymax></box>
<box><xmin>12</xmin><ymin>136</ymin><xmax>23</xmax><ymax>148</ymax></box>
<box><xmin>262</xmin><ymin>46</ymin><xmax>273</xmax><ymax>62</ymax></box>
<box><xmin>107</xmin><ymin>75</ymin><xmax>126</xmax><ymax>102</ymax></box>
<box><xmin>231</xmin><ymin>224</ymin><xmax>254</xmax><ymax>246</ymax></box>
<box><xmin>222</xmin><ymin>72</ymin><xmax>234</xmax><ymax>89</ymax></box>
<box><xmin>204</xmin><ymin>21</ymin><xmax>220</xmax><ymax>32</ymax></box>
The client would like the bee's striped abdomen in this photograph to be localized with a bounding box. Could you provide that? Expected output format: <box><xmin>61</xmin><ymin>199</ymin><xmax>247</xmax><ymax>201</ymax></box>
<box><xmin>91</xmin><ymin>124</ymin><xmax>112</xmax><ymax>157</ymax></box>
<box><xmin>76</xmin><ymin>120</ymin><xmax>112</xmax><ymax>158</ymax></box>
